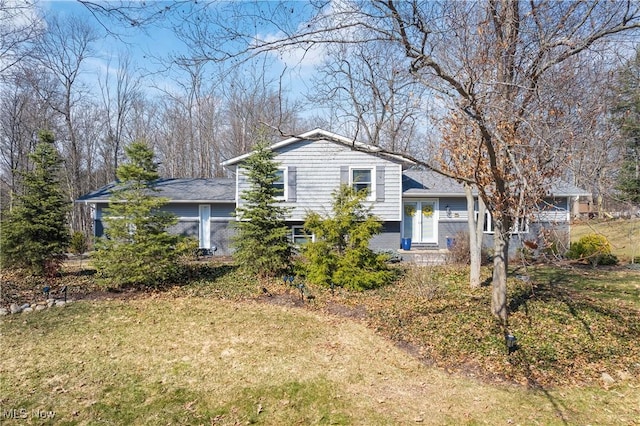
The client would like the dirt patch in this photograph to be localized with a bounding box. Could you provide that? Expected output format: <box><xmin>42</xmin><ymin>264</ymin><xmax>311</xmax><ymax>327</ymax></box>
<box><xmin>258</xmin><ymin>290</ymin><xmax>306</xmax><ymax>308</ymax></box>
<box><xmin>323</xmin><ymin>301</ymin><xmax>368</xmax><ymax>320</ymax></box>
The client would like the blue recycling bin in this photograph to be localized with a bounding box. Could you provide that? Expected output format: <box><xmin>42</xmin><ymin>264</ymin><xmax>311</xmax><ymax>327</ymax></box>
<box><xmin>446</xmin><ymin>237</ymin><xmax>456</xmax><ymax>249</ymax></box>
<box><xmin>401</xmin><ymin>238</ymin><xmax>412</xmax><ymax>250</ymax></box>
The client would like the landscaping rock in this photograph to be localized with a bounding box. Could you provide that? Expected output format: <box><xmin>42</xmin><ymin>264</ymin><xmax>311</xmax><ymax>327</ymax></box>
<box><xmin>0</xmin><ymin>308</ymin><xmax>8</xmax><ymax>316</ymax></box>
<box><xmin>55</xmin><ymin>301</ymin><xmax>66</xmax><ymax>307</ymax></box>
<box><xmin>10</xmin><ymin>303</ymin><xmax>21</xmax><ymax>314</ymax></box>
<box><xmin>34</xmin><ymin>305</ymin><xmax>46</xmax><ymax>312</ymax></box>
<box><xmin>20</xmin><ymin>303</ymin><xmax>30</xmax><ymax>311</ymax></box>
<box><xmin>22</xmin><ymin>307</ymin><xmax>33</xmax><ymax>314</ymax></box>
<box><xmin>601</xmin><ymin>372</ymin><xmax>615</xmax><ymax>386</ymax></box>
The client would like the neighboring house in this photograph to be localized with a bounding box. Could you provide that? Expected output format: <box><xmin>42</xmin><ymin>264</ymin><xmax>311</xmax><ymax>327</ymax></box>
<box><xmin>77</xmin><ymin>129</ymin><xmax>590</xmax><ymax>258</ymax></box>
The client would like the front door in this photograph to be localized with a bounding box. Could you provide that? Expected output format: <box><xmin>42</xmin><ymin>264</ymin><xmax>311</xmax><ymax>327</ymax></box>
<box><xmin>403</xmin><ymin>200</ymin><xmax>438</xmax><ymax>243</ymax></box>
<box><xmin>199</xmin><ymin>205</ymin><xmax>211</xmax><ymax>249</ymax></box>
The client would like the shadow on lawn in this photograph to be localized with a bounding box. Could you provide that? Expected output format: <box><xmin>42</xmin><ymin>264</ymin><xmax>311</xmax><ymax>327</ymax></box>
<box><xmin>504</xmin><ymin>266</ymin><xmax>640</xmax><ymax>389</ymax></box>
<box><xmin>506</xmin><ymin>268</ymin><xmax>634</xmax><ymax>339</ymax></box>
<box><xmin>509</xmin><ymin>347</ymin><xmax>571</xmax><ymax>425</ymax></box>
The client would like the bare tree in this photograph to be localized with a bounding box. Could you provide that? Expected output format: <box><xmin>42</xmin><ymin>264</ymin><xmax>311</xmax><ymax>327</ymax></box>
<box><xmin>0</xmin><ymin>0</ymin><xmax>43</xmax><ymax>74</ymax></box>
<box><xmin>220</xmin><ymin>61</ymin><xmax>302</xmax><ymax>159</ymax></box>
<box><xmin>309</xmin><ymin>41</ymin><xmax>425</xmax><ymax>153</ymax></box>
<box><xmin>0</xmin><ymin>68</ymin><xmax>59</xmax><ymax>211</ymax></box>
<box><xmin>31</xmin><ymin>13</ymin><xmax>99</xmax><ymax>230</ymax></box>
<box><xmin>99</xmin><ymin>52</ymin><xmax>142</xmax><ymax>180</ymax></box>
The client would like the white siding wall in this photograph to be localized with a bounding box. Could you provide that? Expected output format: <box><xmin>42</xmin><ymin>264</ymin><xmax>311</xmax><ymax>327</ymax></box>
<box><xmin>236</xmin><ymin>139</ymin><xmax>403</xmax><ymax>221</ymax></box>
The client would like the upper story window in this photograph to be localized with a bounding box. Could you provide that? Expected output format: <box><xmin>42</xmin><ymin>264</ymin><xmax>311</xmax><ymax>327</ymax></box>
<box><xmin>273</xmin><ymin>168</ymin><xmax>286</xmax><ymax>199</ymax></box>
<box><xmin>351</xmin><ymin>168</ymin><xmax>374</xmax><ymax>197</ymax></box>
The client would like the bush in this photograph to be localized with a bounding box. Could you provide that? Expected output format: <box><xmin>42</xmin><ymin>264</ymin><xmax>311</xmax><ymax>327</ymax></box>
<box><xmin>567</xmin><ymin>233</ymin><xmax>618</xmax><ymax>267</ymax></box>
<box><xmin>175</xmin><ymin>237</ymin><xmax>200</xmax><ymax>262</ymax></box>
<box><xmin>70</xmin><ymin>231</ymin><xmax>88</xmax><ymax>254</ymax></box>
<box><xmin>445</xmin><ymin>231</ymin><xmax>491</xmax><ymax>265</ymax></box>
<box><xmin>301</xmin><ymin>185</ymin><xmax>393</xmax><ymax>291</ymax></box>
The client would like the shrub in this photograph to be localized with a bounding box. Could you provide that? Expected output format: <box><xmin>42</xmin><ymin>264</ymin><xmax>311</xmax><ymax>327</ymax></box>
<box><xmin>175</xmin><ymin>237</ymin><xmax>200</xmax><ymax>262</ymax></box>
<box><xmin>70</xmin><ymin>231</ymin><xmax>88</xmax><ymax>254</ymax></box>
<box><xmin>445</xmin><ymin>231</ymin><xmax>491</xmax><ymax>265</ymax></box>
<box><xmin>567</xmin><ymin>233</ymin><xmax>618</xmax><ymax>267</ymax></box>
<box><xmin>301</xmin><ymin>185</ymin><xmax>393</xmax><ymax>291</ymax></box>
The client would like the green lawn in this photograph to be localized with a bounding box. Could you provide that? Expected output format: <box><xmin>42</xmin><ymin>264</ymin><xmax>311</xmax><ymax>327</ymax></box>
<box><xmin>2</xmin><ymin>260</ymin><xmax>640</xmax><ymax>425</ymax></box>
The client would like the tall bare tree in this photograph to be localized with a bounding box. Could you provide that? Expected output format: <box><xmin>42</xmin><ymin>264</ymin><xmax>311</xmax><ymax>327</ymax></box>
<box><xmin>99</xmin><ymin>52</ymin><xmax>142</xmax><ymax>180</ymax></box>
<box><xmin>309</xmin><ymin>41</ymin><xmax>425</xmax><ymax>153</ymax></box>
<box><xmin>0</xmin><ymin>68</ymin><xmax>59</xmax><ymax>211</ymax></box>
<box><xmin>31</xmin><ymin>13</ymin><xmax>99</xmax><ymax>230</ymax></box>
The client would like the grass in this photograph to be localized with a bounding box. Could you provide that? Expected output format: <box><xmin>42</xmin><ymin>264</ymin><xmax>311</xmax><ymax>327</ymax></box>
<box><xmin>324</xmin><ymin>264</ymin><xmax>640</xmax><ymax>388</ymax></box>
<box><xmin>2</xmin><ymin>295</ymin><xmax>639</xmax><ymax>425</ymax></box>
<box><xmin>572</xmin><ymin>218</ymin><xmax>640</xmax><ymax>262</ymax></box>
<box><xmin>1</xmin><ymin>260</ymin><xmax>640</xmax><ymax>424</ymax></box>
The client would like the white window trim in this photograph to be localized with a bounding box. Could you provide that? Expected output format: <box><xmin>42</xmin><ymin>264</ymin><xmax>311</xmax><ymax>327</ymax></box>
<box><xmin>274</xmin><ymin>167</ymin><xmax>287</xmax><ymax>201</ymax></box>
<box><xmin>291</xmin><ymin>226</ymin><xmax>314</xmax><ymax>245</ymax></box>
<box><xmin>349</xmin><ymin>166</ymin><xmax>376</xmax><ymax>201</ymax></box>
<box><xmin>476</xmin><ymin>211</ymin><xmax>529</xmax><ymax>234</ymax></box>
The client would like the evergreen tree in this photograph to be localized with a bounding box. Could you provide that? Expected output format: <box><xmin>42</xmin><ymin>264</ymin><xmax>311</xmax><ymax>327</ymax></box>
<box><xmin>232</xmin><ymin>140</ymin><xmax>292</xmax><ymax>277</ymax></box>
<box><xmin>302</xmin><ymin>184</ymin><xmax>393</xmax><ymax>291</ymax></box>
<box><xmin>0</xmin><ymin>130</ymin><xmax>70</xmax><ymax>275</ymax></box>
<box><xmin>613</xmin><ymin>48</ymin><xmax>640</xmax><ymax>203</ymax></box>
<box><xmin>92</xmin><ymin>141</ymin><xmax>180</xmax><ymax>288</ymax></box>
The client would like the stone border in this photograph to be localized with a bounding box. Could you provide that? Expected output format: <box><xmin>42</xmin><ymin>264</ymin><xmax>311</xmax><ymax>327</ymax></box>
<box><xmin>0</xmin><ymin>299</ymin><xmax>73</xmax><ymax>316</ymax></box>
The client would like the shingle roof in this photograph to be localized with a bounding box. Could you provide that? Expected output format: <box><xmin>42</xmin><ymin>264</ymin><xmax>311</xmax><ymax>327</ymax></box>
<box><xmin>403</xmin><ymin>168</ymin><xmax>591</xmax><ymax>197</ymax></box>
<box><xmin>76</xmin><ymin>178</ymin><xmax>236</xmax><ymax>203</ymax></box>
<box><xmin>403</xmin><ymin>169</ymin><xmax>467</xmax><ymax>196</ymax></box>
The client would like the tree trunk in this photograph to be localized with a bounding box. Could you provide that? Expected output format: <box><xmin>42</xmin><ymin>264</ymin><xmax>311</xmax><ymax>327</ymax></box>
<box><xmin>491</xmin><ymin>221</ymin><xmax>509</xmax><ymax>325</ymax></box>
<box><xmin>465</xmin><ymin>184</ymin><xmax>485</xmax><ymax>288</ymax></box>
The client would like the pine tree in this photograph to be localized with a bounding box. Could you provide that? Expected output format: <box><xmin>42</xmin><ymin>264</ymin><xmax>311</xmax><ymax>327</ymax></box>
<box><xmin>232</xmin><ymin>140</ymin><xmax>292</xmax><ymax>277</ymax></box>
<box><xmin>0</xmin><ymin>130</ymin><xmax>70</xmax><ymax>275</ymax></box>
<box><xmin>92</xmin><ymin>141</ymin><xmax>180</xmax><ymax>288</ymax></box>
<box><xmin>302</xmin><ymin>184</ymin><xmax>393</xmax><ymax>291</ymax></box>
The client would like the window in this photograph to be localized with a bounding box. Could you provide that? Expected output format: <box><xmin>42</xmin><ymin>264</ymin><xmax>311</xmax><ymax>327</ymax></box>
<box><xmin>291</xmin><ymin>226</ymin><xmax>313</xmax><ymax>245</ymax></box>
<box><xmin>273</xmin><ymin>169</ymin><xmax>286</xmax><ymax>199</ymax></box>
<box><xmin>477</xmin><ymin>211</ymin><xmax>528</xmax><ymax>234</ymax></box>
<box><xmin>351</xmin><ymin>168</ymin><xmax>373</xmax><ymax>196</ymax></box>
<box><xmin>512</xmin><ymin>217</ymin><xmax>529</xmax><ymax>234</ymax></box>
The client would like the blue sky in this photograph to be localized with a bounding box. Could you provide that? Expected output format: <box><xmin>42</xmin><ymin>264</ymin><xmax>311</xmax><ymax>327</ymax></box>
<box><xmin>38</xmin><ymin>0</ymin><xmax>326</xmax><ymax>105</ymax></box>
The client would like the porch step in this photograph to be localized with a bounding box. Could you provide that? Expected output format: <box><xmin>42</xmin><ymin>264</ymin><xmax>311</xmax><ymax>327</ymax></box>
<box><xmin>402</xmin><ymin>242</ymin><xmax>439</xmax><ymax>251</ymax></box>
<box><xmin>398</xmin><ymin>248</ymin><xmax>449</xmax><ymax>265</ymax></box>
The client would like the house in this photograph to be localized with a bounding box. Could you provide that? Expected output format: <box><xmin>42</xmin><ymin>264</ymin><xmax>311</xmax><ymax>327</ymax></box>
<box><xmin>77</xmin><ymin>129</ymin><xmax>590</xmax><ymax>259</ymax></box>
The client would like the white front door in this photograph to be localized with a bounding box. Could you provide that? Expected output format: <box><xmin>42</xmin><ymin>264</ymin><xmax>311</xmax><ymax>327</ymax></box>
<box><xmin>403</xmin><ymin>200</ymin><xmax>438</xmax><ymax>243</ymax></box>
<box><xmin>199</xmin><ymin>205</ymin><xmax>211</xmax><ymax>249</ymax></box>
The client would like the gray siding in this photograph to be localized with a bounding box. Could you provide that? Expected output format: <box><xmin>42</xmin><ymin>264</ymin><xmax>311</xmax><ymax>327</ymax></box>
<box><xmin>370</xmin><ymin>222</ymin><xmax>402</xmax><ymax>251</ymax></box>
<box><xmin>236</xmin><ymin>139</ymin><xmax>403</xmax><ymax>221</ymax></box>
<box><xmin>93</xmin><ymin>201</ymin><xmax>235</xmax><ymax>256</ymax></box>
<box><xmin>438</xmin><ymin>197</ymin><xmax>468</xmax><ymax>221</ymax></box>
